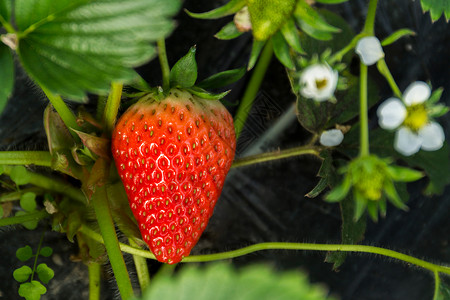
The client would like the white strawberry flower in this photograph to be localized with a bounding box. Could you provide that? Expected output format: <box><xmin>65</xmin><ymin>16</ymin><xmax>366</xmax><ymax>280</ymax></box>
<box><xmin>320</xmin><ymin>129</ymin><xmax>344</xmax><ymax>147</ymax></box>
<box><xmin>299</xmin><ymin>63</ymin><xmax>338</xmax><ymax>102</ymax></box>
<box><xmin>355</xmin><ymin>36</ymin><xmax>384</xmax><ymax>66</ymax></box>
<box><xmin>377</xmin><ymin>81</ymin><xmax>445</xmax><ymax>156</ymax></box>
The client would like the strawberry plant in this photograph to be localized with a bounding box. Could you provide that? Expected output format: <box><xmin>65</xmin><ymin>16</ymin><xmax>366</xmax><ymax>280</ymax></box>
<box><xmin>0</xmin><ymin>0</ymin><xmax>449</xmax><ymax>299</ymax></box>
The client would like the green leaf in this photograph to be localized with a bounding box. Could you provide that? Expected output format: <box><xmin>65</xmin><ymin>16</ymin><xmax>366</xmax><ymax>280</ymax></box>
<box><xmin>326</xmin><ymin>195</ymin><xmax>366</xmax><ymax>269</ymax></box>
<box><xmin>306</xmin><ymin>151</ymin><xmax>337</xmax><ymax>198</ymax></box>
<box><xmin>386</xmin><ymin>165</ymin><xmax>423</xmax><ymax>182</ymax></box>
<box><xmin>36</xmin><ymin>263</ymin><xmax>54</xmax><ymax>284</ymax></box>
<box><xmin>280</xmin><ymin>18</ymin><xmax>305</xmax><ymax>54</ymax></box>
<box><xmin>248</xmin><ymin>40</ymin><xmax>265</xmax><ymax>70</ymax></box>
<box><xmin>13</xmin><ymin>265</ymin><xmax>33</xmax><ymax>283</ymax></box>
<box><xmin>15</xmin><ymin>211</ymin><xmax>39</xmax><ymax>230</ymax></box>
<box><xmin>169</xmin><ymin>46</ymin><xmax>197</xmax><ymax>88</ymax></box>
<box><xmin>294</xmin><ymin>0</ymin><xmax>340</xmax><ymax>41</ymax></box>
<box><xmin>16</xmin><ymin>245</ymin><xmax>33</xmax><ymax>262</ymax></box>
<box><xmin>381</xmin><ymin>28</ymin><xmax>415</xmax><ymax>46</ymax></box>
<box><xmin>272</xmin><ymin>32</ymin><xmax>295</xmax><ymax>69</ymax></box>
<box><xmin>0</xmin><ymin>0</ymin><xmax>12</xmax><ymax>22</ymax></box>
<box><xmin>10</xmin><ymin>166</ymin><xmax>31</xmax><ymax>186</ymax></box>
<box><xmin>215</xmin><ymin>21</ymin><xmax>244</xmax><ymax>40</ymax></box>
<box><xmin>247</xmin><ymin>0</ymin><xmax>297</xmax><ymax>41</ymax></box>
<box><xmin>20</xmin><ymin>192</ymin><xmax>37</xmax><ymax>212</ymax></box>
<box><xmin>0</xmin><ymin>44</ymin><xmax>14</xmax><ymax>115</ymax></box>
<box><xmin>185</xmin><ymin>0</ymin><xmax>246</xmax><ymax>19</ymax></box>
<box><xmin>197</xmin><ymin>67</ymin><xmax>246</xmax><ymax>89</ymax></box>
<box><xmin>420</xmin><ymin>0</ymin><xmax>450</xmax><ymax>21</ymax></box>
<box><xmin>18</xmin><ymin>281</ymin><xmax>47</xmax><ymax>300</ymax></box>
<box><xmin>15</xmin><ymin>0</ymin><xmax>181</xmax><ymax>101</ymax></box>
<box><xmin>186</xmin><ymin>87</ymin><xmax>230</xmax><ymax>100</ymax></box>
<box><xmin>142</xmin><ymin>263</ymin><xmax>334</xmax><ymax>300</ymax></box>
<box><xmin>39</xmin><ymin>246</ymin><xmax>53</xmax><ymax>258</ymax></box>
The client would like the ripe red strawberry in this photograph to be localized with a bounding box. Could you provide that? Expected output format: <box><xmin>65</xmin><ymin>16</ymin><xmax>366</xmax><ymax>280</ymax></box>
<box><xmin>111</xmin><ymin>89</ymin><xmax>236</xmax><ymax>264</ymax></box>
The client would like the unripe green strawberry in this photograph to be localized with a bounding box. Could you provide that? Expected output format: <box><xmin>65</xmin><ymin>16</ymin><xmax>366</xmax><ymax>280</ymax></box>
<box><xmin>111</xmin><ymin>89</ymin><xmax>236</xmax><ymax>264</ymax></box>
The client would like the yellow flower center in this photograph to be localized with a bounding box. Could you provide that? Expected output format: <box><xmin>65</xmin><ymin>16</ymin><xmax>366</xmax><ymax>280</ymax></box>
<box><xmin>403</xmin><ymin>104</ymin><xmax>428</xmax><ymax>132</ymax></box>
<box><xmin>315</xmin><ymin>78</ymin><xmax>328</xmax><ymax>90</ymax></box>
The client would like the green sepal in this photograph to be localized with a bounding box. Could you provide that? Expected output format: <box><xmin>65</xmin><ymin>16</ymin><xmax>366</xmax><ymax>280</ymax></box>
<box><xmin>353</xmin><ymin>191</ymin><xmax>367</xmax><ymax>221</ymax></box>
<box><xmin>215</xmin><ymin>21</ymin><xmax>244</xmax><ymax>40</ymax></box>
<box><xmin>272</xmin><ymin>31</ymin><xmax>295</xmax><ymax>69</ymax></box>
<box><xmin>0</xmin><ymin>44</ymin><xmax>14</xmax><ymax>115</ymax></box>
<box><xmin>248</xmin><ymin>40</ymin><xmax>265</xmax><ymax>70</ymax></box>
<box><xmin>169</xmin><ymin>46</ymin><xmax>198</xmax><ymax>88</ymax></box>
<box><xmin>197</xmin><ymin>67</ymin><xmax>246</xmax><ymax>89</ymax></box>
<box><xmin>13</xmin><ymin>265</ymin><xmax>33</xmax><ymax>283</ymax></box>
<box><xmin>186</xmin><ymin>86</ymin><xmax>230</xmax><ymax>100</ymax></box>
<box><xmin>294</xmin><ymin>0</ymin><xmax>340</xmax><ymax>41</ymax></box>
<box><xmin>280</xmin><ymin>18</ymin><xmax>305</xmax><ymax>54</ymax></box>
<box><xmin>383</xmin><ymin>180</ymin><xmax>408</xmax><ymax>211</ymax></box>
<box><xmin>185</xmin><ymin>0</ymin><xmax>246</xmax><ymax>19</ymax></box>
<box><xmin>325</xmin><ymin>174</ymin><xmax>351</xmax><ymax>202</ymax></box>
<box><xmin>386</xmin><ymin>165</ymin><xmax>424</xmax><ymax>182</ymax></box>
<box><xmin>71</xmin><ymin>130</ymin><xmax>110</xmax><ymax>160</ymax></box>
<box><xmin>381</xmin><ymin>28</ymin><xmax>415</xmax><ymax>46</ymax></box>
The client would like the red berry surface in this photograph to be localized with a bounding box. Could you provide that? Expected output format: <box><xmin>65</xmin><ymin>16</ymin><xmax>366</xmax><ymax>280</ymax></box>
<box><xmin>111</xmin><ymin>89</ymin><xmax>236</xmax><ymax>264</ymax></box>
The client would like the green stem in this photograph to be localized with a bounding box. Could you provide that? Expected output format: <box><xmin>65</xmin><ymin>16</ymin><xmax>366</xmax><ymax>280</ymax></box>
<box><xmin>0</xmin><ymin>16</ymin><xmax>16</xmax><ymax>34</ymax></box>
<box><xmin>234</xmin><ymin>40</ymin><xmax>274</xmax><ymax>140</ymax></box>
<box><xmin>92</xmin><ymin>184</ymin><xmax>134</xmax><ymax>300</ymax></box>
<box><xmin>103</xmin><ymin>82</ymin><xmax>123</xmax><ymax>135</ymax></box>
<box><xmin>41</xmin><ymin>87</ymin><xmax>82</xmax><ymax>139</ymax></box>
<box><xmin>433</xmin><ymin>271</ymin><xmax>441</xmax><ymax>300</ymax></box>
<box><xmin>157</xmin><ymin>39</ymin><xmax>171</xmax><ymax>91</ymax></box>
<box><xmin>0</xmin><ymin>187</ymin><xmax>43</xmax><ymax>203</ymax></box>
<box><xmin>129</xmin><ymin>238</ymin><xmax>151</xmax><ymax>293</ymax></box>
<box><xmin>2</xmin><ymin>165</ymin><xmax>85</xmax><ymax>203</ymax></box>
<box><xmin>359</xmin><ymin>63</ymin><xmax>369</xmax><ymax>157</ymax></box>
<box><xmin>88</xmin><ymin>263</ymin><xmax>101</xmax><ymax>300</ymax></box>
<box><xmin>329</xmin><ymin>33</ymin><xmax>365</xmax><ymax>64</ymax></box>
<box><xmin>0</xmin><ymin>210</ymin><xmax>49</xmax><ymax>227</ymax></box>
<box><xmin>377</xmin><ymin>59</ymin><xmax>402</xmax><ymax>98</ymax></box>
<box><xmin>30</xmin><ymin>233</ymin><xmax>45</xmax><ymax>281</ymax></box>
<box><xmin>79</xmin><ymin>226</ymin><xmax>450</xmax><ymax>275</ymax></box>
<box><xmin>231</xmin><ymin>146</ymin><xmax>321</xmax><ymax>169</ymax></box>
<box><xmin>363</xmin><ymin>0</ymin><xmax>379</xmax><ymax>35</ymax></box>
<box><xmin>0</xmin><ymin>151</ymin><xmax>52</xmax><ymax>167</ymax></box>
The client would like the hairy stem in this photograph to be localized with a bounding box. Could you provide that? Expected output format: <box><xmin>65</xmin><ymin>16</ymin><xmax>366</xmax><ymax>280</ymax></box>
<box><xmin>0</xmin><ymin>210</ymin><xmax>49</xmax><ymax>227</ymax></box>
<box><xmin>88</xmin><ymin>263</ymin><xmax>101</xmax><ymax>300</ymax></box>
<box><xmin>103</xmin><ymin>82</ymin><xmax>123</xmax><ymax>135</ymax></box>
<box><xmin>234</xmin><ymin>40</ymin><xmax>273</xmax><ymax>140</ymax></box>
<box><xmin>129</xmin><ymin>238</ymin><xmax>151</xmax><ymax>293</ymax></box>
<box><xmin>2</xmin><ymin>166</ymin><xmax>86</xmax><ymax>204</ymax></box>
<box><xmin>79</xmin><ymin>225</ymin><xmax>450</xmax><ymax>275</ymax></box>
<box><xmin>0</xmin><ymin>151</ymin><xmax>52</xmax><ymax>167</ymax></box>
<box><xmin>92</xmin><ymin>184</ymin><xmax>134</xmax><ymax>300</ymax></box>
<box><xmin>231</xmin><ymin>146</ymin><xmax>321</xmax><ymax>169</ymax></box>
<box><xmin>41</xmin><ymin>87</ymin><xmax>82</xmax><ymax>139</ymax></box>
<box><xmin>157</xmin><ymin>39</ymin><xmax>171</xmax><ymax>91</ymax></box>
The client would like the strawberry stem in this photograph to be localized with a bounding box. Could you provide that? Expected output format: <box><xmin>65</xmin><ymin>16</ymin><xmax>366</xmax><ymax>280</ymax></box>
<box><xmin>129</xmin><ymin>238</ymin><xmax>151</xmax><ymax>293</ymax></box>
<box><xmin>88</xmin><ymin>262</ymin><xmax>101</xmax><ymax>300</ymax></box>
<box><xmin>0</xmin><ymin>210</ymin><xmax>48</xmax><ymax>227</ymax></box>
<box><xmin>0</xmin><ymin>151</ymin><xmax>52</xmax><ymax>167</ymax></box>
<box><xmin>231</xmin><ymin>146</ymin><xmax>321</xmax><ymax>168</ymax></box>
<box><xmin>157</xmin><ymin>38</ymin><xmax>171</xmax><ymax>91</ymax></box>
<box><xmin>234</xmin><ymin>39</ymin><xmax>273</xmax><ymax>140</ymax></box>
<box><xmin>92</xmin><ymin>183</ymin><xmax>134</xmax><ymax>300</ymax></box>
<box><xmin>103</xmin><ymin>82</ymin><xmax>124</xmax><ymax>135</ymax></box>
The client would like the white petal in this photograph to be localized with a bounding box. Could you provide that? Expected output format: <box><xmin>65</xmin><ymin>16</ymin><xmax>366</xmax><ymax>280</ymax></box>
<box><xmin>403</xmin><ymin>81</ymin><xmax>430</xmax><ymax>105</ymax></box>
<box><xmin>299</xmin><ymin>64</ymin><xmax>338</xmax><ymax>102</ymax></box>
<box><xmin>394</xmin><ymin>127</ymin><xmax>422</xmax><ymax>156</ymax></box>
<box><xmin>418</xmin><ymin>122</ymin><xmax>445</xmax><ymax>151</ymax></box>
<box><xmin>377</xmin><ymin>98</ymin><xmax>407</xmax><ymax>129</ymax></box>
<box><xmin>355</xmin><ymin>36</ymin><xmax>385</xmax><ymax>66</ymax></box>
<box><xmin>320</xmin><ymin>129</ymin><xmax>344</xmax><ymax>147</ymax></box>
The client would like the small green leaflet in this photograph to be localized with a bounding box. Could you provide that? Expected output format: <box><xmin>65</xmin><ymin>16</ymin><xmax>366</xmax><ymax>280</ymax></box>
<box><xmin>18</xmin><ymin>281</ymin><xmax>47</xmax><ymax>300</ymax></box>
<box><xmin>142</xmin><ymin>263</ymin><xmax>335</xmax><ymax>300</ymax></box>
<box><xmin>14</xmin><ymin>0</ymin><xmax>181</xmax><ymax>101</ymax></box>
<box><xmin>420</xmin><ymin>0</ymin><xmax>450</xmax><ymax>21</ymax></box>
<box><xmin>16</xmin><ymin>245</ymin><xmax>33</xmax><ymax>262</ymax></box>
<box><xmin>169</xmin><ymin>46</ymin><xmax>197</xmax><ymax>88</ymax></box>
